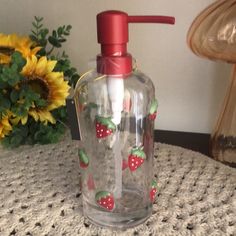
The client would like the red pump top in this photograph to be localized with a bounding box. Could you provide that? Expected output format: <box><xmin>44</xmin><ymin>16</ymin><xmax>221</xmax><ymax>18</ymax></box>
<box><xmin>96</xmin><ymin>10</ymin><xmax>175</xmax><ymax>75</ymax></box>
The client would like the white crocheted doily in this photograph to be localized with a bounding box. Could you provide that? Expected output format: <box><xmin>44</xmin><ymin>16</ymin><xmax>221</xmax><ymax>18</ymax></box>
<box><xmin>0</xmin><ymin>135</ymin><xmax>235</xmax><ymax>236</ymax></box>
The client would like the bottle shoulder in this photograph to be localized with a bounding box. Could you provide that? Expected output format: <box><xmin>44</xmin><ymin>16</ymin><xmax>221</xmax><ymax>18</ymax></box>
<box><xmin>76</xmin><ymin>69</ymin><xmax>155</xmax><ymax>91</ymax></box>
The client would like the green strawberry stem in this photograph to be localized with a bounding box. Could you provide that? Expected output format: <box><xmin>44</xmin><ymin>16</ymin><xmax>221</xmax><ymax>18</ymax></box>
<box><xmin>150</xmin><ymin>99</ymin><xmax>158</xmax><ymax>114</ymax></box>
<box><xmin>131</xmin><ymin>147</ymin><xmax>146</xmax><ymax>159</ymax></box>
<box><xmin>96</xmin><ymin>116</ymin><xmax>116</xmax><ymax>131</ymax></box>
<box><xmin>78</xmin><ymin>149</ymin><xmax>89</xmax><ymax>165</ymax></box>
<box><xmin>88</xmin><ymin>102</ymin><xmax>98</xmax><ymax>109</ymax></box>
<box><xmin>79</xmin><ymin>96</ymin><xmax>86</xmax><ymax>104</ymax></box>
<box><xmin>151</xmin><ymin>180</ymin><xmax>157</xmax><ymax>188</ymax></box>
<box><xmin>95</xmin><ymin>191</ymin><xmax>111</xmax><ymax>201</ymax></box>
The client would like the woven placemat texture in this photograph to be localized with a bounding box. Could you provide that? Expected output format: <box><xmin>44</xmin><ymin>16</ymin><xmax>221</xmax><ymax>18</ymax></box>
<box><xmin>0</xmin><ymin>135</ymin><xmax>235</xmax><ymax>236</ymax></box>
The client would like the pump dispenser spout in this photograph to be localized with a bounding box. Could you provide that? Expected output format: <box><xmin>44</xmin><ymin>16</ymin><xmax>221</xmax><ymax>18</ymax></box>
<box><xmin>96</xmin><ymin>10</ymin><xmax>175</xmax><ymax>75</ymax></box>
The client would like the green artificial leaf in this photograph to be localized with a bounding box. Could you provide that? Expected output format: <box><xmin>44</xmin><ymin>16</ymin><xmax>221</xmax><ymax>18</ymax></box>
<box><xmin>11</xmin><ymin>52</ymin><xmax>26</xmax><ymax>70</ymax></box>
<box><xmin>1</xmin><ymin>123</ymin><xmax>29</xmax><ymax>148</ymax></box>
<box><xmin>58</xmin><ymin>38</ymin><xmax>66</xmax><ymax>43</ymax></box>
<box><xmin>37</xmin><ymin>48</ymin><xmax>47</xmax><ymax>56</ymax></box>
<box><xmin>66</xmin><ymin>25</ymin><xmax>72</xmax><ymax>31</ymax></box>
<box><xmin>52</xmin><ymin>30</ymin><xmax>57</xmax><ymax>38</ymax></box>
<box><xmin>71</xmin><ymin>74</ymin><xmax>80</xmax><ymax>87</ymax></box>
<box><xmin>40</xmin><ymin>28</ymin><xmax>49</xmax><ymax>39</ymax></box>
<box><xmin>30</xmin><ymin>34</ymin><xmax>38</xmax><ymax>42</ymax></box>
<box><xmin>11</xmin><ymin>105</ymin><xmax>27</xmax><ymax>117</ymax></box>
<box><xmin>34</xmin><ymin>98</ymin><xmax>47</xmax><ymax>108</ymax></box>
<box><xmin>10</xmin><ymin>89</ymin><xmax>19</xmax><ymax>103</ymax></box>
<box><xmin>0</xmin><ymin>97</ymin><xmax>11</xmax><ymax>109</ymax></box>
<box><xmin>33</xmin><ymin>122</ymin><xmax>65</xmax><ymax>144</ymax></box>
<box><xmin>51</xmin><ymin>106</ymin><xmax>67</xmax><ymax>122</ymax></box>
<box><xmin>35</xmin><ymin>16</ymin><xmax>43</xmax><ymax>22</ymax></box>
<box><xmin>48</xmin><ymin>36</ymin><xmax>61</xmax><ymax>48</ymax></box>
<box><xmin>0</xmin><ymin>53</ymin><xmax>26</xmax><ymax>87</ymax></box>
<box><xmin>0</xmin><ymin>79</ymin><xmax>8</xmax><ymax>89</ymax></box>
<box><xmin>32</xmin><ymin>22</ymin><xmax>38</xmax><ymax>29</ymax></box>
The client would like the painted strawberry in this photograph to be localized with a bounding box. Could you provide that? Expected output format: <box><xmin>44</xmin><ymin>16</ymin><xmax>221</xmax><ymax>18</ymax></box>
<box><xmin>95</xmin><ymin>191</ymin><xmax>114</xmax><ymax>211</ymax></box>
<box><xmin>95</xmin><ymin>116</ymin><xmax>116</xmax><ymax>139</ymax></box>
<box><xmin>78</xmin><ymin>149</ymin><xmax>89</xmax><ymax>168</ymax></box>
<box><xmin>128</xmin><ymin>147</ymin><xmax>146</xmax><ymax>171</ymax></box>
<box><xmin>149</xmin><ymin>99</ymin><xmax>158</xmax><ymax>120</ymax></box>
<box><xmin>150</xmin><ymin>180</ymin><xmax>158</xmax><ymax>202</ymax></box>
<box><xmin>87</xmin><ymin>174</ymin><xmax>95</xmax><ymax>190</ymax></box>
<box><xmin>122</xmin><ymin>159</ymin><xmax>128</xmax><ymax>170</ymax></box>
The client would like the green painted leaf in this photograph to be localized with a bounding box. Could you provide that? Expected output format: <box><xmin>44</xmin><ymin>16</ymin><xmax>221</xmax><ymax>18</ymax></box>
<box><xmin>95</xmin><ymin>191</ymin><xmax>111</xmax><ymax>201</ymax></box>
<box><xmin>96</xmin><ymin>116</ymin><xmax>116</xmax><ymax>131</ymax></box>
<box><xmin>131</xmin><ymin>147</ymin><xmax>146</xmax><ymax>159</ymax></box>
<box><xmin>88</xmin><ymin>103</ymin><xmax>98</xmax><ymax>109</ymax></box>
<box><xmin>78</xmin><ymin>149</ymin><xmax>89</xmax><ymax>165</ymax></box>
<box><xmin>151</xmin><ymin>180</ymin><xmax>157</xmax><ymax>188</ymax></box>
<box><xmin>149</xmin><ymin>99</ymin><xmax>158</xmax><ymax>115</ymax></box>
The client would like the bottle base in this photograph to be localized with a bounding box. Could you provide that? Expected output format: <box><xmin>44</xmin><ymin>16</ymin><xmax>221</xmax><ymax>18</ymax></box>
<box><xmin>84</xmin><ymin>204</ymin><xmax>152</xmax><ymax>230</ymax></box>
<box><xmin>83</xmin><ymin>189</ymin><xmax>153</xmax><ymax>230</ymax></box>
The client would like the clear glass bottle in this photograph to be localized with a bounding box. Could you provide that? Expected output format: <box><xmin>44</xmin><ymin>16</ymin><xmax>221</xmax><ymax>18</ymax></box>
<box><xmin>75</xmin><ymin>69</ymin><xmax>157</xmax><ymax>228</ymax></box>
<box><xmin>68</xmin><ymin>10</ymin><xmax>174</xmax><ymax>229</ymax></box>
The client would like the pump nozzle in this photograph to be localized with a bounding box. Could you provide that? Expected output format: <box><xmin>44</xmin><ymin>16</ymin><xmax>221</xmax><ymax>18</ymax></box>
<box><xmin>128</xmin><ymin>15</ymin><xmax>175</xmax><ymax>24</ymax></box>
<box><xmin>97</xmin><ymin>10</ymin><xmax>175</xmax><ymax>75</ymax></box>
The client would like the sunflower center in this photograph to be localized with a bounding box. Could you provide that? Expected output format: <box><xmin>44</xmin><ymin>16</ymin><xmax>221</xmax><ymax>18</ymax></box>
<box><xmin>0</xmin><ymin>46</ymin><xmax>15</xmax><ymax>56</ymax></box>
<box><xmin>27</xmin><ymin>77</ymin><xmax>50</xmax><ymax>100</ymax></box>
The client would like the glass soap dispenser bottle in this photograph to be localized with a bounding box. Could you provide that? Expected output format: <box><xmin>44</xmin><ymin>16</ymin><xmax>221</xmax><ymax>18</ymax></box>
<box><xmin>68</xmin><ymin>10</ymin><xmax>175</xmax><ymax>229</ymax></box>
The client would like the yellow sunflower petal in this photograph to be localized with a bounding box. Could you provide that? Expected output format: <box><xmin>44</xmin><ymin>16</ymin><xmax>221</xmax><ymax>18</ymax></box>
<box><xmin>10</xmin><ymin>117</ymin><xmax>20</xmax><ymax>125</ymax></box>
<box><xmin>39</xmin><ymin>110</ymin><xmax>56</xmax><ymax>124</ymax></box>
<box><xmin>21</xmin><ymin>115</ymin><xmax>28</xmax><ymax>125</ymax></box>
<box><xmin>20</xmin><ymin>55</ymin><xmax>70</xmax><ymax>124</ymax></box>
<box><xmin>35</xmin><ymin>56</ymin><xmax>48</xmax><ymax>76</ymax></box>
<box><xmin>0</xmin><ymin>112</ymin><xmax>12</xmax><ymax>138</ymax></box>
<box><xmin>0</xmin><ymin>33</ymin><xmax>39</xmax><ymax>63</ymax></box>
<box><xmin>22</xmin><ymin>55</ymin><xmax>37</xmax><ymax>76</ymax></box>
<box><xmin>31</xmin><ymin>47</ymin><xmax>41</xmax><ymax>56</ymax></box>
<box><xmin>29</xmin><ymin>110</ymin><xmax>39</xmax><ymax>122</ymax></box>
<box><xmin>45</xmin><ymin>60</ymin><xmax>57</xmax><ymax>74</ymax></box>
<box><xmin>0</xmin><ymin>54</ymin><xmax>11</xmax><ymax>64</ymax></box>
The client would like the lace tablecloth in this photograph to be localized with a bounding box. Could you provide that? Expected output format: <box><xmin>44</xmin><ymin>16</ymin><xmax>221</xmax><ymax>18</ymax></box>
<box><xmin>0</xmin><ymin>136</ymin><xmax>235</xmax><ymax>236</ymax></box>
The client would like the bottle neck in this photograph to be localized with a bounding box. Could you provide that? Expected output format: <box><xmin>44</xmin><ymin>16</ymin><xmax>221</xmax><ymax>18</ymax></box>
<box><xmin>101</xmin><ymin>44</ymin><xmax>127</xmax><ymax>56</ymax></box>
<box><xmin>96</xmin><ymin>53</ymin><xmax>132</xmax><ymax>76</ymax></box>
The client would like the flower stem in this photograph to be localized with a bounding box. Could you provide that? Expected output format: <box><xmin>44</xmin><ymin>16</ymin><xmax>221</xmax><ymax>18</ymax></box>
<box><xmin>47</xmin><ymin>46</ymin><xmax>54</xmax><ymax>56</ymax></box>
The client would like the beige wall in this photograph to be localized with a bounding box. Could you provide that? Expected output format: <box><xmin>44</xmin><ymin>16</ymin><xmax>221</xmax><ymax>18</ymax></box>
<box><xmin>0</xmin><ymin>0</ymin><xmax>231</xmax><ymax>133</ymax></box>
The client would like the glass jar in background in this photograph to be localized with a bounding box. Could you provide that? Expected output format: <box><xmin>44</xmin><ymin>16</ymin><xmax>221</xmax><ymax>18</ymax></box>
<box><xmin>187</xmin><ymin>0</ymin><xmax>236</xmax><ymax>166</ymax></box>
<box><xmin>211</xmin><ymin>66</ymin><xmax>236</xmax><ymax>167</ymax></box>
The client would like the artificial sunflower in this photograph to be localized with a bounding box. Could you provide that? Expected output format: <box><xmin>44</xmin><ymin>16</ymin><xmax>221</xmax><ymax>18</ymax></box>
<box><xmin>0</xmin><ymin>112</ymin><xmax>12</xmax><ymax>139</ymax></box>
<box><xmin>0</xmin><ymin>33</ymin><xmax>40</xmax><ymax>64</ymax></box>
<box><xmin>20</xmin><ymin>55</ymin><xmax>70</xmax><ymax>124</ymax></box>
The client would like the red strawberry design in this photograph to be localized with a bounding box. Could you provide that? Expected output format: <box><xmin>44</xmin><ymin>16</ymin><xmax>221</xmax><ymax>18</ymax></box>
<box><xmin>128</xmin><ymin>147</ymin><xmax>146</xmax><ymax>171</ymax></box>
<box><xmin>149</xmin><ymin>99</ymin><xmax>158</xmax><ymax>121</ymax></box>
<box><xmin>78</xmin><ymin>149</ymin><xmax>89</xmax><ymax>168</ymax></box>
<box><xmin>95</xmin><ymin>191</ymin><xmax>114</xmax><ymax>211</ymax></box>
<box><xmin>122</xmin><ymin>159</ymin><xmax>128</xmax><ymax>170</ymax></box>
<box><xmin>149</xmin><ymin>112</ymin><xmax>157</xmax><ymax>120</ymax></box>
<box><xmin>150</xmin><ymin>180</ymin><xmax>157</xmax><ymax>202</ymax></box>
<box><xmin>87</xmin><ymin>174</ymin><xmax>95</xmax><ymax>190</ymax></box>
<box><xmin>95</xmin><ymin>116</ymin><xmax>116</xmax><ymax>139</ymax></box>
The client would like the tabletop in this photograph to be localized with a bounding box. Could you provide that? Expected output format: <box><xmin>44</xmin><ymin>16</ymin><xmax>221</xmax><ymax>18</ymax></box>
<box><xmin>0</xmin><ymin>135</ymin><xmax>235</xmax><ymax>236</ymax></box>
